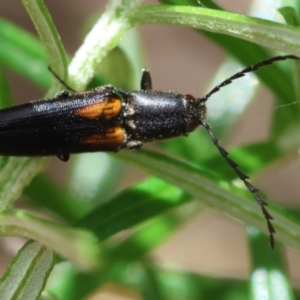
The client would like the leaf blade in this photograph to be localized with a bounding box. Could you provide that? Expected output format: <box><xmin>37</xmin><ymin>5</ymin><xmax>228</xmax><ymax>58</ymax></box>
<box><xmin>0</xmin><ymin>240</ymin><xmax>55</xmax><ymax>300</ymax></box>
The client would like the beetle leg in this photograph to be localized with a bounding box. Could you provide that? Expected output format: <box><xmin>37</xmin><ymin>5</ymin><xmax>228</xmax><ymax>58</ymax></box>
<box><xmin>140</xmin><ymin>69</ymin><xmax>152</xmax><ymax>90</ymax></box>
<box><xmin>57</xmin><ymin>154</ymin><xmax>70</xmax><ymax>162</ymax></box>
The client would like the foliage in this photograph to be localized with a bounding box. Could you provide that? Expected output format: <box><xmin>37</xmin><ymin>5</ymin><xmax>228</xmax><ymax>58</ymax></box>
<box><xmin>0</xmin><ymin>0</ymin><xmax>299</xmax><ymax>299</ymax></box>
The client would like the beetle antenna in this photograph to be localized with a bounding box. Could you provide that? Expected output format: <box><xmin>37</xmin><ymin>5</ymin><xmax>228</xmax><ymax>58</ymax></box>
<box><xmin>198</xmin><ymin>55</ymin><xmax>299</xmax><ymax>248</ymax></box>
<box><xmin>201</xmin><ymin>121</ymin><xmax>275</xmax><ymax>248</ymax></box>
<box><xmin>48</xmin><ymin>67</ymin><xmax>76</xmax><ymax>93</ymax></box>
<box><xmin>200</xmin><ymin>55</ymin><xmax>299</xmax><ymax>103</ymax></box>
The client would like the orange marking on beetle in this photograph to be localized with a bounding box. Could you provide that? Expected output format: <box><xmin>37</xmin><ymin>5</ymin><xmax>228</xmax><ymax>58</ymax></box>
<box><xmin>75</xmin><ymin>97</ymin><xmax>122</xmax><ymax>119</ymax></box>
<box><xmin>81</xmin><ymin>127</ymin><xmax>125</xmax><ymax>146</ymax></box>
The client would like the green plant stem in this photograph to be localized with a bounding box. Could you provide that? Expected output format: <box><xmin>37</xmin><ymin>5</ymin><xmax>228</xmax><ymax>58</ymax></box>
<box><xmin>68</xmin><ymin>0</ymin><xmax>144</xmax><ymax>90</ymax></box>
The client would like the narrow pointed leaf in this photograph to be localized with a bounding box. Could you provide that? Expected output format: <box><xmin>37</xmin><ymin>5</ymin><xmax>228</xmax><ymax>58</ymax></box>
<box><xmin>0</xmin><ymin>211</ymin><xmax>100</xmax><ymax>271</ymax></box>
<box><xmin>0</xmin><ymin>240</ymin><xmax>55</xmax><ymax>300</ymax></box>
<box><xmin>21</xmin><ymin>0</ymin><xmax>68</xmax><ymax>82</ymax></box>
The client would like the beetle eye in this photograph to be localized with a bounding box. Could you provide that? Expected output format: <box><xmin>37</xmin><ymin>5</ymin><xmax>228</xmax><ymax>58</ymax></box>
<box><xmin>184</xmin><ymin>94</ymin><xmax>196</xmax><ymax>101</ymax></box>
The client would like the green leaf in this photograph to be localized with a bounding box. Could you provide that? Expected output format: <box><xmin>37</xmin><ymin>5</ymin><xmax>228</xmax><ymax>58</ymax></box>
<box><xmin>38</xmin><ymin>291</ymin><xmax>57</xmax><ymax>300</ymax></box>
<box><xmin>48</xmin><ymin>213</ymin><xmax>198</xmax><ymax>300</ymax></box>
<box><xmin>24</xmin><ymin>174</ymin><xmax>87</xmax><ymax>223</ymax></box>
<box><xmin>0</xmin><ymin>157</ymin><xmax>47</xmax><ymax>210</ymax></box>
<box><xmin>138</xmin><ymin>261</ymin><xmax>165</xmax><ymax>300</ymax></box>
<box><xmin>0</xmin><ymin>18</ymin><xmax>50</xmax><ymax>89</ymax></box>
<box><xmin>1</xmin><ymin>2</ymin><xmax>299</xmax><ymax>298</ymax></box>
<box><xmin>248</xmin><ymin>229</ymin><xmax>295</xmax><ymax>300</ymax></box>
<box><xmin>278</xmin><ymin>6</ymin><xmax>300</xmax><ymax>26</ymax></box>
<box><xmin>0</xmin><ymin>211</ymin><xmax>100</xmax><ymax>271</ymax></box>
<box><xmin>69</xmin><ymin>153</ymin><xmax>124</xmax><ymax>207</ymax></box>
<box><xmin>127</xmin><ymin>266</ymin><xmax>248</xmax><ymax>300</ymax></box>
<box><xmin>21</xmin><ymin>0</ymin><xmax>68</xmax><ymax>86</ymax></box>
<box><xmin>129</xmin><ymin>6</ymin><xmax>300</xmax><ymax>55</ymax></box>
<box><xmin>77</xmin><ymin>177</ymin><xmax>191</xmax><ymax>240</ymax></box>
<box><xmin>160</xmin><ymin>0</ymin><xmax>200</xmax><ymax>6</ymax></box>
<box><xmin>0</xmin><ymin>65</ymin><xmax>14</xmax><ymax>108</ymax></box>
<box><xmin>0</xmin><ymin>240</ymin><xmax>55</xmax><ymax>300</ymax></box>
<box><xmin>115</xmin><ymin>149</ymin><xmax>300</xmax><ymax>250</ymax></box>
